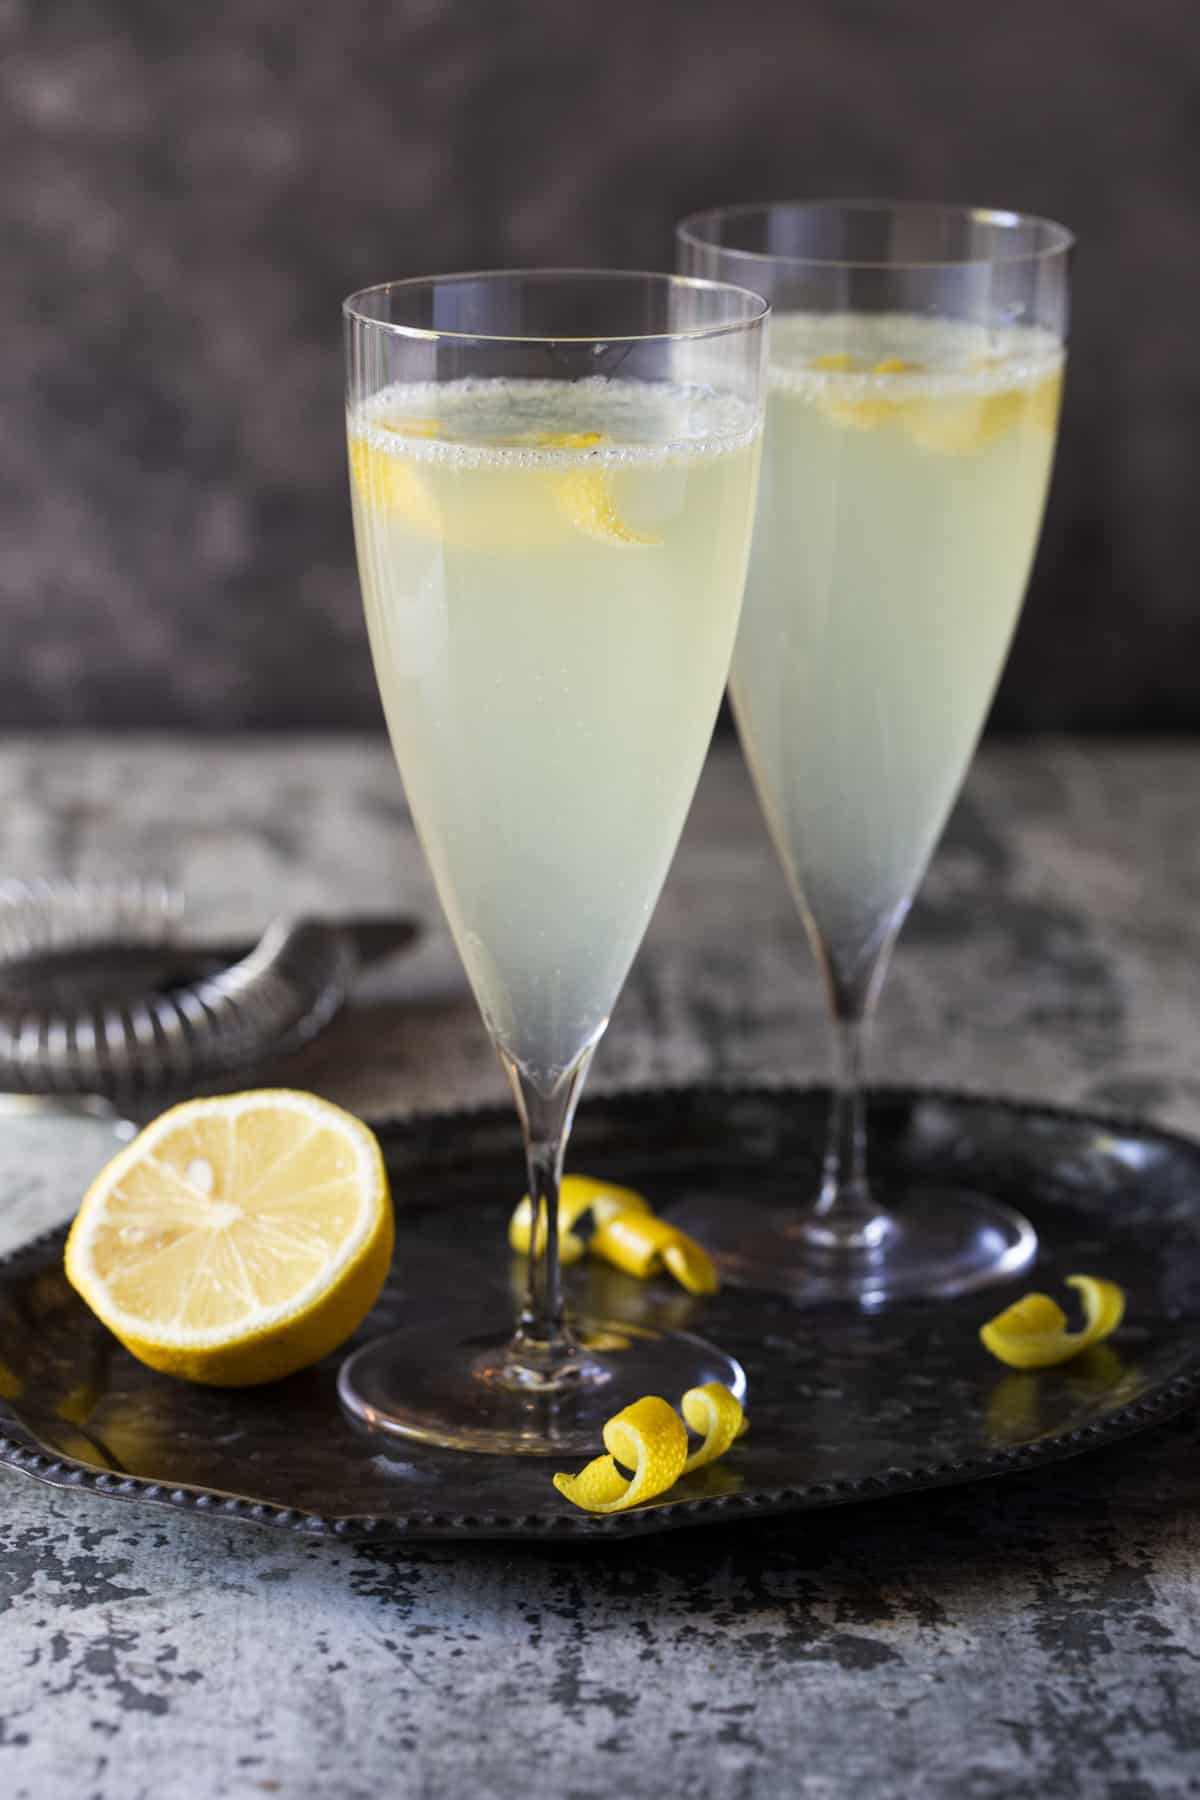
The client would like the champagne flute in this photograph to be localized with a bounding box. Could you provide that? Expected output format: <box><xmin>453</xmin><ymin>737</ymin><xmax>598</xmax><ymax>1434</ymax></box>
<box><xmin>677</xmin><ymin>202</ymin><xmax>1070</xmax><ymax>1302</ymax></box>
<box><xmin>337</xmin><ymin>270</ymin><xmax>767</xmax><ymax>1450</ymax></box>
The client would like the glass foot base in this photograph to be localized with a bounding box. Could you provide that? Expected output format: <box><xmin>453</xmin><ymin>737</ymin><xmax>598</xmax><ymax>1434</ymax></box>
<box><xmin>672</xmin><ymin>1186</ymin><xmax>1037</xmax><ymax>1305</ymax></box>
<box><xmin>338</xmin><ymin>1309</ymin><xmax>746</xmax><ymax>1455</ymax></box>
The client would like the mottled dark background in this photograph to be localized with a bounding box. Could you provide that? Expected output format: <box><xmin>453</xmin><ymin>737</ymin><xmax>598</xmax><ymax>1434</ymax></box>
<box><xmin>3</xmin><ymin>0</ymin><xmax>1197</xmax><ymax>731</ymax></box>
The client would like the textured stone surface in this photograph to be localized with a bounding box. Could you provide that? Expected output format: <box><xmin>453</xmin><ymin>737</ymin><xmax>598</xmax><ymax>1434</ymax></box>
<box><xmin>2</xmin><ymin>2</ymin><xmax>1197</xmax><ymax>730</ymax></box>
<box><xmin>2</xmin><ymin>736</ymin><xmax>1200</xmax><ymax>1797</ymax></box>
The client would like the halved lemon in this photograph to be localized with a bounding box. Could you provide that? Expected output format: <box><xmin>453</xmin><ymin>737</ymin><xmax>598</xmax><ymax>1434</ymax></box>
<box><xmin>64</xmin><ymin>1090</ymin><xmax>393</xmax><ymax>1387</ymax></box>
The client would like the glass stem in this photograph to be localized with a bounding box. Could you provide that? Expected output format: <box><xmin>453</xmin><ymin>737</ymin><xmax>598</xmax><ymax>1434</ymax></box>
<box><xmin>498</xmin><ymin>1044</ymin><xmax>595</xmax><ymax>1385</ymax></box>
<box><xmin>804</xmin><ymin>935</ymin><xmax>898</xmax><ymax>1254</ymax></box>
<box><xmin>812</xmin><ymin>1012</ymin><xmax>879</xmax><ymax>1243</ymax></box>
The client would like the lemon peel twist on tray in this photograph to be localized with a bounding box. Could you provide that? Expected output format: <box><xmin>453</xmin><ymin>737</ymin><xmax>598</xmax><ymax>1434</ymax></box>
<box><xmin>553</xmin><ymin>1382</ymin><xmax>748</xmax><ymax>1514</ymax></box>
<box><xmin>980</xmin><ymin>1275</ymin><xmax>1125</xmax><ymax>1371</ymax></box>
<box><xmin>509</xmin><ymin>1175</ymin><xmax>718</xmax><ymax>1295</ymax></box>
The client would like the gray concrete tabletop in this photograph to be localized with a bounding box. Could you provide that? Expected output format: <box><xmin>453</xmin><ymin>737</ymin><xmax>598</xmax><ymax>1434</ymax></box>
<box><xmin>1</xmin><ymin>735</ymin><xmax>1199</xmax><ymax>1800</ymax></box>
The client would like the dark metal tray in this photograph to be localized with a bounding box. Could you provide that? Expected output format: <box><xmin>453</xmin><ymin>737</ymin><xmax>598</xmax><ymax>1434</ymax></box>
<box><xmin>1</xmin><ymin>1085</ymin><xmax>1198</xmax><ymax>1541</ymax></box>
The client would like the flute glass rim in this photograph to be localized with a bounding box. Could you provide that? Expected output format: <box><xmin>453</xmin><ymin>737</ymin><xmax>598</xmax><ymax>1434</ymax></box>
<box><xmin>675</xmin><ymin>199</ymin><xmax>1075</xmax><ymax>272</ymax></box>
<box><xmin>342</xmin><ymin>267</ymin><xmax>771</xmax><ymax>346</ymax></box>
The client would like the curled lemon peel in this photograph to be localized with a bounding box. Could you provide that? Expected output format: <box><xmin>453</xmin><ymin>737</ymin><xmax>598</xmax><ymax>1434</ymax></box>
<box><xmin>531</xmin><ymin>430</ymin><xmax>604</xmax><ymax>449</ymax></box>
<box><xmin>553</xmin><ymin>1395</ymin><xmax>687</xmax><ymax>1513</ymax></box>
<box><xmin>348</xmin><ymin>437</ymin><xmax>444</xmax><ymax>537</ymax></box>
<box><xmin>980</xmin><ymin>1274</ymin><xmax>1125</xmax><ymax>1370</ymax></box>
<box><xmin>556</xmin><ymin>468</ymin><xmax>660</xmax><ymax>545</ymax></box>
<box><xmin>590</xmin><ymin>1210</ymin><xmax>719</xmax><ymax>1295</ymax></box>
<box><xmin>681</xmin><ymin>1381</ymin><xmax>749</xmax><ymax>1473</ymax></box>
<box><xmin>812</xmin><ymin>359</ymin><xmax>1062</xmax><ymax>453</ymax></box>
<box><xmin>554</xmin><ymin>1384</ymin><xmax>747</xmax><ymax>1513</ymax></box>
<box><xmin>532</xmin><ymin>430</ymin><xmax>660</xmax><ymax>547</ymax></box>
<box><xmin>508</xmin><ymin>1176</ymin><xmax>718</xmax><ymax>1293</ymax></box>
<box><xmin>351</xmin><ymin>421</ymin><xmax>660</xmax><ymax>547</ymax></box>
<box><xmin>377</xmin><ymin>415</ymin><xmax>443</xmax><ymax>440</ymax></box>
<box><xmin>508</xmin><ymin>1175</ymin><xmax>650</xmax><ymax>1265</ymax></box>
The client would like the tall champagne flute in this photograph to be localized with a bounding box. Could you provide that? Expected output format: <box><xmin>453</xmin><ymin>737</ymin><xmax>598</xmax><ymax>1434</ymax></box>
<box><xmin>338</xmin><ymin>270</ymin><xmax>767</xmax><ymax>1450</ymax></box>
<box><xmin>677</xmin><ymin>202</ymin><xmax>1070</xmax><ymax>1302</ymax></box>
